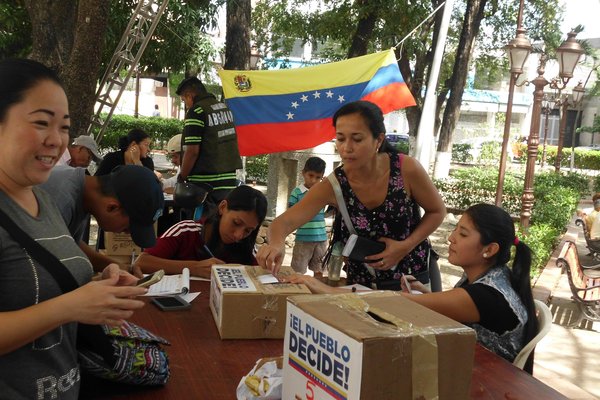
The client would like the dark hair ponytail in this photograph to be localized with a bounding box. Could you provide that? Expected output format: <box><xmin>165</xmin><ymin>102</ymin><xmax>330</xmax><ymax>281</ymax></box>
<box><xmin>465</xmin><ymin>204</ymin><xmax>538</xmax><ymax>373</ymax></box>
<box><xmin>511</xmin><ymin>240</ymin><xmax>538</xmax><ymax>373</ymax></box>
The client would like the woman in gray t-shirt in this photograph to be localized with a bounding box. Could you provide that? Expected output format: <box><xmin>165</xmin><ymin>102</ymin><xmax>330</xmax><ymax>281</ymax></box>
<box><xmin>0</xmin><ymin>59</ymin><xmax>147</xmax><ymax>399</ymax></box>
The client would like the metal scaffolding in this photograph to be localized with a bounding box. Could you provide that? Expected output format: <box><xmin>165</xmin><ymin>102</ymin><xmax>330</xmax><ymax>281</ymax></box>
<box><xmin>87</xmin><ymin>0</ymin><xmax>169</xmax><ymax>143</ymax></box>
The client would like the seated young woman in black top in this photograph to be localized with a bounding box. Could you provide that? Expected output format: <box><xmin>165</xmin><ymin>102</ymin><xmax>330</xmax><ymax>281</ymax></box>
<box><xmin>285</xmin><ymin>204</ymin><xmax>538</xmax><ymax>373</ymax></box>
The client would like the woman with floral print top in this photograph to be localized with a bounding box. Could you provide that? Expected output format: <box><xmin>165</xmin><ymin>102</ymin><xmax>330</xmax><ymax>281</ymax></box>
<box><xmin>333</xmin><ymin>151</ymin><xmax>431</xmax><ymax>287</ymax></box>
<box><xmin>257</xmin><ymin>100</ymin><xmax>446</xmax><ymax>288</ymax></box>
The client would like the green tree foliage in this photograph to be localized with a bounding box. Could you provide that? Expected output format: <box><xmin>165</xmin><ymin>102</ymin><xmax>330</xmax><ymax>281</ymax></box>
<box><xmin>1</xmin><ymin>1</ymin><xmax>224</xmax><ymax>77</ymax></box>
<box><xmin>0</xmin><ymin>2</ymin><xmax>30</xmax><ymax>58</ymax></box>
<box><xmin>252</xmin><ymin>0</ymin><xmax>563</xmax><ymax>134</ymax></box>
<box><xmin>0</xmin><ymin>0</ymin><xmax>225</xmax><ymax>138</ymax></box>
<box><xmin>104</xmin><ymin>0</ymin><xmax>224</xmax><ymax>79</ymax></box>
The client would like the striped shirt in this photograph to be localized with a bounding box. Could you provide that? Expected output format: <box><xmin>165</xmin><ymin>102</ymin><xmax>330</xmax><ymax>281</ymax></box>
<box><xmin>288</xmin><ymin>185</ymin><xmax>327</xmax><ymax>242</ymax></box>
<box><xmin>144</xmin><ymin>220</ymin><xmax>257</xmax><ymax>265</ymax></box>
<box><xmin>182</xmin><ymin>94</ymin><xmax>242</xmax><ymax>193</ymax></box>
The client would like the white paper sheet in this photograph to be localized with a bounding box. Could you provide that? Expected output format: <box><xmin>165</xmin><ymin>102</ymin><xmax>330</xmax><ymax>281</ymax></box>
<box><xmin>180</xmin><ymin>292</ymin><xmax>201</xmax><ymax>303</ymax></box>
<box><xmin>144</xmin><ymin>268</ymin><xmax>190</xmax><ymax>296</ymax></box>
<box><xmin>257</xmin><ymin>274</ymin><xmax>279</xmax><ymax>285</ymax></box>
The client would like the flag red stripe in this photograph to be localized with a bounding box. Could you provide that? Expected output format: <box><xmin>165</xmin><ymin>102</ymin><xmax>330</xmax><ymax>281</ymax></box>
<box><xmin>361</xmin><ymin>82</ymin><xmax>416</xmax><ymax>113</ymax></box>
<box><xmin>237</xmin><ymin>119</ymin><xmax>334</xmax><ymax>156</ymax></box>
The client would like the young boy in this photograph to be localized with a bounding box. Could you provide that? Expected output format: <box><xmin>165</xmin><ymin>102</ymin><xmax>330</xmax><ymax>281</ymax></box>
<box><xmin>288</xmin><ymin>157</ymin><xmax>328</xmax><ymax>277</ymax></box>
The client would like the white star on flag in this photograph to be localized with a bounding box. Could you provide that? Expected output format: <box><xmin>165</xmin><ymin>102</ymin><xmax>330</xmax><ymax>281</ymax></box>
<box><xmin>313</xmin><ymin>91</ymin><xmax>321</xmax><ymax>99</ymax></box>
<box><xmin>337</xmin><ymin>95</ymin><xmax>345</xmax><ymax>103</ymax></box>
<box><xmin>286</xmin><ymin>112</ymin><xmax>295</xmax><ymax>120</ymax></box>
<box><xmin>326</xmin><ymin>90</ymin><xmax>334</xmax><ymax>98</ymax></box>
<box><xmin>301</xmin><ymin>94</ymin><xmax>309</xmax><ymax>102</ymax></box>
<box><xmin>291</xmin><ymin>101</ymin><xmax>299</xmax><ymax>109</ymax></box>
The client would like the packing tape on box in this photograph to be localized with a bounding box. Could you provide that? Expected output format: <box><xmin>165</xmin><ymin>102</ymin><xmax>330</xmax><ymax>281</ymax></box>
<box><xmin>318</xmin><ymin>292</ymin><xmax>442</xmax><ymax>399</ymax></box>
<box><xmin>367</xmin><ymin>306</ymin><xmax>439</xmax><ymax>399</ymax></box>
<box><xmin>253</xmin><ymin>315</ymin><xmax>277</xmax><ymax>335</ymax></box>
<box><xmin>262</xmin><ymin>294</ymin><xmax>279</xmax><ymax>311</ymax></box>
<box><xmin>252</xmin><ymin>294</ymin><xmax>280</xmax><ymax>335</ymax></box>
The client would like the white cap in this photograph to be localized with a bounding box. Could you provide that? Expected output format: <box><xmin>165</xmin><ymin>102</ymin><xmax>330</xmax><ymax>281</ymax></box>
<box><xmin>166</xmin><ymin>134</ymin><xmax>182</xmax><ymax>154</ymax></box>
<box><xmin>72</xmin><ymin>135</ymin><xmax>102</xmax><ymax>162</ymax></box>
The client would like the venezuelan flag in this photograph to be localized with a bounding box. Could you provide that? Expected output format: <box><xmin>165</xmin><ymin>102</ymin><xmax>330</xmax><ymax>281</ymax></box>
<box><xmin>218</xmin><ymin>49</ymin><xmax>415</xmax><ymax>156</ymax></box>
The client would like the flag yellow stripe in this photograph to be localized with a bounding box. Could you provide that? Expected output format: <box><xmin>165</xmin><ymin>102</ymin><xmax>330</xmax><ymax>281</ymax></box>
<box><xmin>219</xmin><ymin>49</ymin><xmax>396</xmax><ymax>98</ymax></box>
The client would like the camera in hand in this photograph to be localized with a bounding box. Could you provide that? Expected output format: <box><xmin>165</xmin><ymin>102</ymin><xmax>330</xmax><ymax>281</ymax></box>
<box><xmin>342</xmin><ymin>234</ymin><xmax>386</xmax><ymax>263</ymax></box>
<box><xmin>136</xmin><ymin>269</ymin><xmax>165</xmax><ymax>288</ymax></box>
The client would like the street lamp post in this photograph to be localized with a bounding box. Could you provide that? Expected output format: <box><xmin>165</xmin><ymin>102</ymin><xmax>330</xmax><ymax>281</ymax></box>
<box><xmin>540</xmin><ymin>96</ymin><xmax>552</xmax><ymax>168</ymax></box>
<box><xmin>520</xmin><ymin>58</ymin><xmax>548</xmax><ymax>228</ymax></box>
<box><xmin>569</xmin><ymin>81</ymin><xmax>586</xmax><ymax>170</ymax></box>
<box><xmin>553</xmin><ymin>31</ymin><xmax>586</xmax><ymax>171</ymax></box>
<box><xmin>495</xmin><ymin>0</ymin><xmax>531</xmax><ymax>206</ymax></box>
<box><xmin>520</xmin><ymin>31</ymin><xmax>584</xmax><ymax>229</ymax></box>
<box><xmin>555</xmin><ymin>95</ymin><xmax>570</xmax><ymax>172</ymax></box>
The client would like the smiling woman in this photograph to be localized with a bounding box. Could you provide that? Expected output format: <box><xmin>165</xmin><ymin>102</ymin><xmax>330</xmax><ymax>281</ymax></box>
<box><xmin>0</xmin><ymin>59</ymin><xmax>147</xmax><ymax>399</ymax></box>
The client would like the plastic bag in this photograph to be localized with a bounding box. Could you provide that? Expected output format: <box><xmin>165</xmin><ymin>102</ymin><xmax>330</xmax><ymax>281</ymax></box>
<box><xmin>236</xmin><ymin>356</ymin><xmax>283</xmax><ymax>400</ymax></box>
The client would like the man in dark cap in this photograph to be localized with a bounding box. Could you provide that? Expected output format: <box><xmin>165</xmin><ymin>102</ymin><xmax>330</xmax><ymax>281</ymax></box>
<box><xmin>176</xmin><ymin>76</ymin><xmax>242</xmax><ymax>210</ymax></box>
<box><xmin>40</xmin><ymin>165</ymin><xmax>164</xmax><ymax>276</ymax></box>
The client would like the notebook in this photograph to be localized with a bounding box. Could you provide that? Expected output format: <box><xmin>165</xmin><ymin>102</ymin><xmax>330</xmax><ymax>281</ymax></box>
<box><xmin>144</xmin><ymin>267</ymin><xmax>190</xmax><ymax>296</ymax></box>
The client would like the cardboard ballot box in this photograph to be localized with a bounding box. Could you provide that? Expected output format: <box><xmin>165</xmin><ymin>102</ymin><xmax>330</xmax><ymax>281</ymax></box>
<box><xmin>283</xmin><ymin>291</ymin><xmax>476</xmax><ymax>400</ymax></box>
<box><xmin>209</xmin><ymin>265</ymin><xmax>312</xmax><ymax>339</ymax></box>
<box><xmin>104</xmin><ymin>222</ymin><xmax>156</xmax><ymax>256</ymax></box>
<box><xmin>104</xmin><ymin>231</ymin><xmax>142</xmax><ymax>256</ymax></box>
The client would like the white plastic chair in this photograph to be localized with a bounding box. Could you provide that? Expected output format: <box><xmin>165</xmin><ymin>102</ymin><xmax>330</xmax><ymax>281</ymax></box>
<box><xmin>513</xmin><ymin>299</ymin><xmax>553</xmax><ymax>369</ymax></box>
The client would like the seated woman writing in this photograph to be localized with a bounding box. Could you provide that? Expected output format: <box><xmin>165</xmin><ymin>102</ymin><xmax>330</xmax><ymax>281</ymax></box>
<box><xmin>135</xmin><ymin>185</ymin><xmax>267</xmax><ymax>278</ymax></box>
<box><xmin>284</xmin><ymin>204</ymin><xmax>538</xmax><ymax>372</ymax></box>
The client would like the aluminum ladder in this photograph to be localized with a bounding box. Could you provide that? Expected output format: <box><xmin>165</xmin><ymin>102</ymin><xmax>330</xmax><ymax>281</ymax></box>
<box><xmin>87</xmin><ymin>0</ymin><xmax>170</xmax><ymax>143</ymax></box>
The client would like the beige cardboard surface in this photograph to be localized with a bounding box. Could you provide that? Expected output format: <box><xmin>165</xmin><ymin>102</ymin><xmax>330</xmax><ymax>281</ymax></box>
<box><xmin>104</xmin><ymin>232</ymin><xmax>142</xmax><ymax>256</ymax></box>
<box><xmin>209</xmin><ymin>265</ymin><xmax>311</xmax><ymax>339</ymax></box>
<box><xmin>283</xmin><ymin>291</ymin><xmax>476</xmax><ymax>399</ymax></box>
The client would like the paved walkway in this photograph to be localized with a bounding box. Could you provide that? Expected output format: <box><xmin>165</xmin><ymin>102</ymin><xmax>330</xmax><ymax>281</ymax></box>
<box><xmin>429</xmin><ymin>205</ymin><xmax>599</xmax><ymax>399</ymax></box>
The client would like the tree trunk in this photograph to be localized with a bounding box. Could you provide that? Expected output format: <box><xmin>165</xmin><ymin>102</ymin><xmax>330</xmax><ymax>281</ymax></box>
<box><xmin>22</xmin><ymin>0</ymin><xmax>76</xmax><ymax>74</ymax></box>
<box><xmin>347</xmin><ymin>0</ymin><xmax>379</xmax><ymax>58</ymax></box>
<box><xmin>24</xmin><ymin>0</ymin><xmax>110</xmax><ymax>138</ymax></box>
<box><xmin>402</xmin><ymin>1</ymin><xmax>441</xmax><ymax>138</ymax></box>
<box><xmin>436</xmin><ymin>0</ymin><xmax>487</xmax><ymax>153</ymax></box>
<box><xmin>224</xmin><ymin>0</ymin><xmax>251</xmax><ymax>70</ymax></box>
<box><xmin>62</xmin><ymin>1</ymin><xmax>110</xmax><ymax>138</ymax></box>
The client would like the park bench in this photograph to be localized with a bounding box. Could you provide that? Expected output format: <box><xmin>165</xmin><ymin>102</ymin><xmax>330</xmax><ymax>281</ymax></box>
<box><xmin>575</xmin><ymin>217</ymin><xmax>600</xmax><ymax>261</ymax></box>
<box><xmin>555</xmin><ymin>241</ymin><xmax>600</xmax><ymax>327</ymax></box>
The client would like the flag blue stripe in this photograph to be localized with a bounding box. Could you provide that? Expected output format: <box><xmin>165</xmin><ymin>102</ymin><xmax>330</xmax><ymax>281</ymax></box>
<box><xmin>226</xmin><ymin>64</ymin><xmax>403</xmax><ymax>126</ymax></box>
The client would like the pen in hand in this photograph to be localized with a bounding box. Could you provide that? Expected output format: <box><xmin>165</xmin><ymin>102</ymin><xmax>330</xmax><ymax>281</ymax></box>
<box><xmin>203</xmin><ymin>245</ymin><xmax>215</xmax><ymax>258</ymax></box>
<box><xmin>130</xmin><ymin>249</ymin><xmax>136</xmax><ymax>273</ymax></box>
